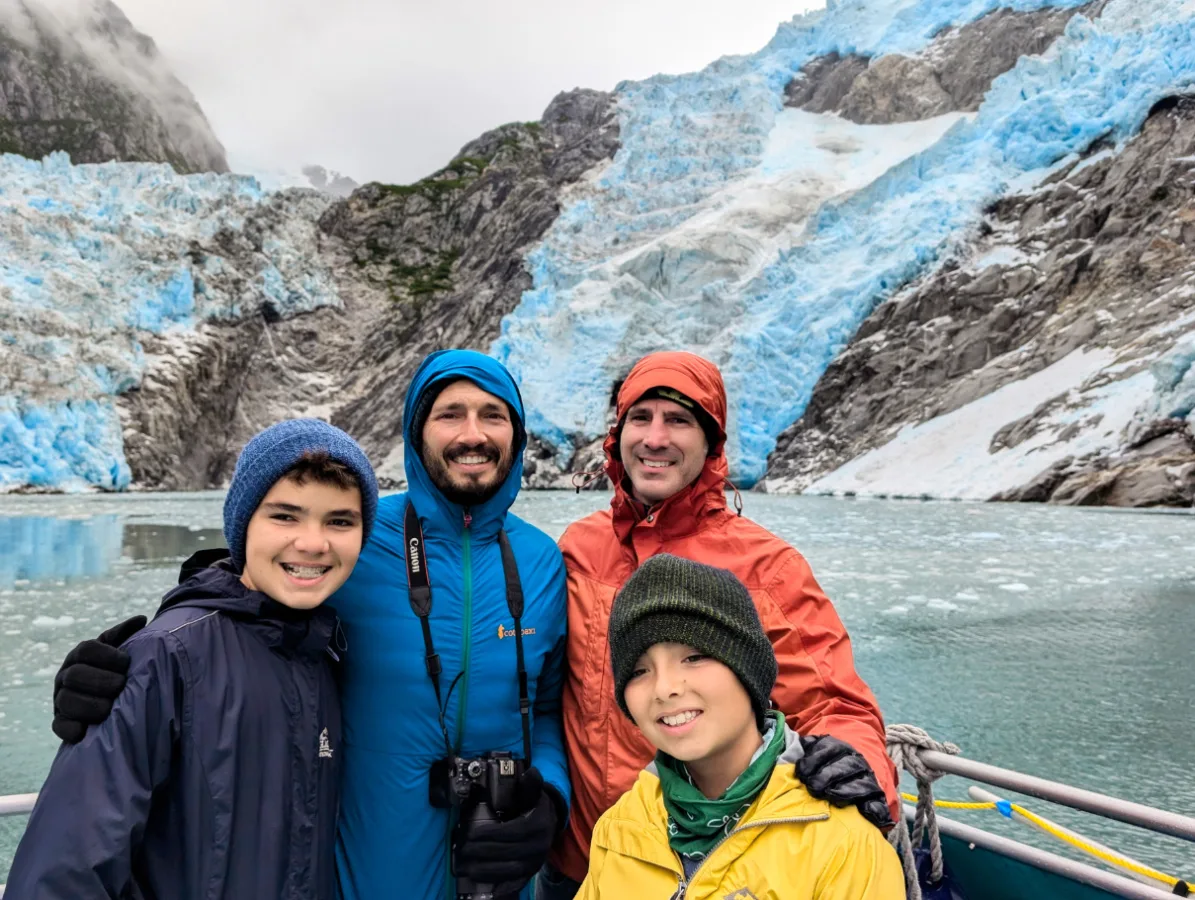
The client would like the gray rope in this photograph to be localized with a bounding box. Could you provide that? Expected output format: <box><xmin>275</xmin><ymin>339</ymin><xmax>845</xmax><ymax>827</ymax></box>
<box><xmin>886</xmin><ymin>724</ymin><xmax>962</xmax><ymax>899</ymax></box>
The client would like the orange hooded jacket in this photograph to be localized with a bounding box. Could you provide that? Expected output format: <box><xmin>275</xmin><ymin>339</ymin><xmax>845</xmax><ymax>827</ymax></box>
<box><xmin>551</xmin><ymin>351</ymin><xmax>900</xmax><ymax>883</ymax></box>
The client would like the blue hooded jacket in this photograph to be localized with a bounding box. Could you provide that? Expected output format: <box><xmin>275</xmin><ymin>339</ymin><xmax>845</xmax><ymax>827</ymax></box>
<box><xmin>332</xmin><ymin>350</ymin><xmax>570</xmax><ymax>900</ymax></box>
<box><xmin>6</xmin><ymin>555</ymin><xmax>342</xmax><ymax>900</ymax></box>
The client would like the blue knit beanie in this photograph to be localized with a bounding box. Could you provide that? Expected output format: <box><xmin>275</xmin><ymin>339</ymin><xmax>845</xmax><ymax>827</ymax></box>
<box><xmin>223</xmin><ymin>419</ymin><xmax>379</xmax><ymax>568</ymax></box>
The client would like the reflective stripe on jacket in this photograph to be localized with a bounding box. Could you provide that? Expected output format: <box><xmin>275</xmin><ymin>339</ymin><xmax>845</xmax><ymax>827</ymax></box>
<box><xmin>553</xmin><ymin>351</ymin><xmax>899</xmax><ymax>881</ymax></box>
<box><xmin>576</xmin><ymin>725</ymin><xmax>905</xmax><ymax>900</ymax></box>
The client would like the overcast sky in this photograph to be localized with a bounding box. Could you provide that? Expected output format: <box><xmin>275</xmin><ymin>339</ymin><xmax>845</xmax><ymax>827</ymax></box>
<box><xmin>114</xmin><ymin>0</ymin><xmax>822</xmax><ymax>185</ymax></box>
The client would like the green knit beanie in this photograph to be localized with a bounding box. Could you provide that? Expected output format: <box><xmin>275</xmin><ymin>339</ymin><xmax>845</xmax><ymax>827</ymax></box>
<box><xmin>609</xmin><ymin>554</ymin><xmax>777</xmax><ymax>730</ymax></box>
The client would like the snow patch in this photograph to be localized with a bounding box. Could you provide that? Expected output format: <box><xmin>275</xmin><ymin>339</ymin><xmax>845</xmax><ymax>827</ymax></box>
<box><xmin>974</xmin><ymin>246</ymin><xmax>1032</xmax><ymax>269</ymax></box>
<box><xmin>808</xmin><ymin>348</ymin><xmax>1158</xmax><ymax>499</ymax></box>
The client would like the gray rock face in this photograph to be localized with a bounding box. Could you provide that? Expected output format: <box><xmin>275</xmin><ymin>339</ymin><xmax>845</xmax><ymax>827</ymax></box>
<box><xmin>0</xmin><ymin>0</ymin><xmax>227</xmax><ymax>172</ymax></box>
<box><xmin>318</xmin><ymin>88</ymin><xmax>619</xmax><ymax>470</ymax></box>
<box><xmin>785</xmin><ymin>2</ymin><xmax>1104</xmax><ymax>124</ymax></box>
<box><xmin>115</xmin><ymin>188</ymin><xmax>373</xmax><ymax>489</ymax></box>
<box><xmin>764</xmin><ymin>96</ymin><xmax>1195</xmax><ymax>507</ymax></box>
<box><xmin>120</xmin><ymin>89</ymin><xmax>619</xmax><ymax>490</ymax></box>
<box><xmin>783</xmin><ymin>54</ymin><xmax>869</xmax><ymax>113</ymax></box>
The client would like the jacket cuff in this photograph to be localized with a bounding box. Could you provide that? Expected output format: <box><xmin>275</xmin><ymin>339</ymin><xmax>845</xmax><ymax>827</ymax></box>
<box><xmin>543</xmin><ymin>783</ymin><xmax>569</xmax><ymax>836</ymax></box>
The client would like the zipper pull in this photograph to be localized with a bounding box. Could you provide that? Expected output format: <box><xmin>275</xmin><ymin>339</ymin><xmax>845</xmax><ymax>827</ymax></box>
<box><xmin>669</xmin><ymin>881</ymin><xmax>686</xmax><ymax>900</ymax></box>
<box><xmin>463</xmin><ymin>510</ymin><xmax>472</xmax><ymax>529</ymax></box>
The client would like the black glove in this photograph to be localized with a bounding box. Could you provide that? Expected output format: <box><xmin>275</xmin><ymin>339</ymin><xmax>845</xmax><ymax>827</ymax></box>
<box><xmin>52</xmin><ymin>615</ymin><xmax>147</xmax><ymax>744</ymax></box>
<box><xmin>454</xmin><ymin>766</ymin><xmax>563</xmax><ymax>894</ymax></box>
<box><xmin>796</xmin><ymin>734</ymin><xmax>895</xmax><ymax>830</ymax></box>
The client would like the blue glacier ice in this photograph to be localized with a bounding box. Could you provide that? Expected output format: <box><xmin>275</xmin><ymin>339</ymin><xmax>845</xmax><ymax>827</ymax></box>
<box><xmin>0</xmin><ymin>153</ymin><xmax>338</xmax><ymax>491</ymax></box>
<box><xmin>493</xmin><ymin>0</ymin><xmax>1195</xmax><ymax>484</ymax></box>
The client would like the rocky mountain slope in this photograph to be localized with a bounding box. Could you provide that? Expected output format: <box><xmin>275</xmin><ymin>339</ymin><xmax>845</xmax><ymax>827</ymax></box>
<box><xmin>764</xmin><ymin>7</ymin><xmax>1195</xmax><ymax>507</ymax></box>
<box><xmin>106</xmin><ymin>88</ymin><xmax>616</xmax><ymax>490</ymax></box>
<box><xmin>0</xmin><ymin>0</ymin><xmax>227</xmax><ymax>172</ymax></box>
<box><xmin>5</xmin><ymin>0</ymin><xmax>1195</xmax><ymax>509</ymax></box>
<box><xmin>768</xmin><ymin>98</ymin><xmax>1195</xmax><ymax>506</ymax></box>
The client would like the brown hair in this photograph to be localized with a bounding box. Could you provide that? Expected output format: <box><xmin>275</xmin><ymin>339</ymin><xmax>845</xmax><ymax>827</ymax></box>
<box><xmin>282</xmin><ymin>450</ymin><xmax>361</xmax><ymax>493</ymax></box>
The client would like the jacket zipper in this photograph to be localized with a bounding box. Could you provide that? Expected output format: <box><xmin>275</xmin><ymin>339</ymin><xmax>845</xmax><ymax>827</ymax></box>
<box><xmin>455</xmin><ymin>511</ymin><xmax>473</xmax><ymax>752</ymax></box>
<box><xmin>446</xmin><ymin>512</ymin><xmax>475</xmax><ymax>900</ymax></box>
<box><xmin>671</xmin><ymin>814</ymin><xmax>830</xmax><ymax>899</ymax></box>
<box><xmin>306</xmin><ymin>659</ymin><xmax>324</xmax><ymax>899</ymax></box>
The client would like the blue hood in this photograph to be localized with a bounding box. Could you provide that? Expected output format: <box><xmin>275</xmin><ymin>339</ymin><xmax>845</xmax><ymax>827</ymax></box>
<box><xmin>402</xmin><ymin>349</ymin><xmax>527</xmax><ymax>540</ymax></box>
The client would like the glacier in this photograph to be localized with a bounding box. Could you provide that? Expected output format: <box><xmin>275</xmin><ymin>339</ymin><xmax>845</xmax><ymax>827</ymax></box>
<box><xmin>0</xmin><ymin>153</ymin><xmax>338</xmax><ymax>492</ymax></box>
<box><xmin>493</xmin><ymin>0</ymin><xmax>1195</xmax><ymax>483</ymax></box>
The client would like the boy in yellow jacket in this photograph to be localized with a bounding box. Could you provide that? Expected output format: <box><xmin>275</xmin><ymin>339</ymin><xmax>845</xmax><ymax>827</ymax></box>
<box><xmin>578</xmin><ymin>554</ymin><xmax>905</xmax><ymax>900</ymax></box>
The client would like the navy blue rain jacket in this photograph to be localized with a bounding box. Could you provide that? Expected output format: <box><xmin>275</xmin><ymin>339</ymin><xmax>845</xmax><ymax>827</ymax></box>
<box><xmin>6</xmin><ymin>555</ymin><xmax>342</xmax><ymax>900</ymax></box>
<box><xmin>333</xmin><ymin>349</ymin><xmax>570</xmax><ymax>900</ymax></box>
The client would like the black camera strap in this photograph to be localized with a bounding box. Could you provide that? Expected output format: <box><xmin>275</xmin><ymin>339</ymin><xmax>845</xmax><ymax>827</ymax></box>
<box><xmin>496</xmin><ymin>530</ymin><xmax>533</xmax><ymax>765</ymax></box>
<box><xmin>404</xmin><ymin>501</ymin><xmax>453</xmax><ymax>757</ymax></box>
<box><xmin>403</xmin><ymin>501</ymin><xmax>533</xmax><ymax>767</ymax></box>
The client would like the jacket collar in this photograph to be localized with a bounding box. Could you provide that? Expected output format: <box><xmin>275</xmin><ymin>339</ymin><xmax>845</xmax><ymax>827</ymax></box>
<box><xmin>163</xmin><ymin>551</ymin><xmax>338</xmax><ymax>660</ymax></box>
<box><xmin>605</xmin><ymin>431</ymin><xmax>731</xmax><ymax>545</ymax></box>
<box><xmin>605</xmin><ymin>725</ymin><xmax>823</xmax><ymax>867</ymax></box>
<box><xmin>401</xmin><ymin>350</ymin><xmax>527</xmax><ymax>542</ymax></box>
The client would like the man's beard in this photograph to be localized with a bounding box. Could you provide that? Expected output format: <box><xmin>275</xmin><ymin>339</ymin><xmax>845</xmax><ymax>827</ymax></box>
<box><xmin>423</xmin><ymin>442</ymin><xmax>515</xmax><ymax>507</ymax></box>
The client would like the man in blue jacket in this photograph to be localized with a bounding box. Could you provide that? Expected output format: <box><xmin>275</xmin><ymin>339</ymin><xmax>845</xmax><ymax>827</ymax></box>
<box><xmin>48</xmin><ymin>350</ymin><xmax>569</xmax><ymax>900</ymax></box>
<box><xmin>333</xmin><ymin>349</ymin><xmax>569</xmax><ymax>899</ymax></box>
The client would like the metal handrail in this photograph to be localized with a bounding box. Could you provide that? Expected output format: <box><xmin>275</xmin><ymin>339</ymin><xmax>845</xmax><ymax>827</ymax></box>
<box><xmin>922</xmin><ymin>807</ymin><xmax>1183</xmax><ymax>900</ymax></box>
<box><xmin>0</xmin><ymin>794</ymin><xmax>35</xmax><ymax>817</ymax></box>
<box><xmin>920</xmin><ymin>749</ymin><xmax>1195</xmax><ymax>843</ymax></box>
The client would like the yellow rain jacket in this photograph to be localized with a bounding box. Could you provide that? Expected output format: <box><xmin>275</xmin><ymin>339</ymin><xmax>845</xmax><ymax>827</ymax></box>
<box><xmin>576</xmin><ymin>725</ymin><xmax>905</xmax><ymax>900</ymax></box>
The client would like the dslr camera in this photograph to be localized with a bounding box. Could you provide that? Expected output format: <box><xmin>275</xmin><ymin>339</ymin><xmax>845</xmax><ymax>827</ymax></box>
<box><xmin>430</xmin><ymin>751</ymin><xmax>526</xmax><ymax>900</ymax></box>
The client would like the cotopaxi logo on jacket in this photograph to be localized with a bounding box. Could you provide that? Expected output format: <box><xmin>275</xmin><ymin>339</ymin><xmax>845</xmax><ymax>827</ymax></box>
<box><xmin>497</xmin><ymin>624</ymin><xmax>536</xmax><ymax>639</ymax></box>
<box><xmin>319</xmin><ymin>728</ymin><xmax>333</xmax><ymax>759</ymax></box>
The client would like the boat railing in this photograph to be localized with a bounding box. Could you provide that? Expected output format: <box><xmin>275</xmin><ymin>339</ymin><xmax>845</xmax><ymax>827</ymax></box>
<box><xmin>0</xmin><ymin>794</ymin><xmax>35</xmax><ymax>818</ymax></box>
<box><xmin>919</xmin><ymin>749</ymin><xmax>1195</xmax><ymax>843</ymax></box>
<box><xmin>0</xmin><ymin>796</ymin><xmax>36</xmax><ymax>898</ymax></box>
<box><xmin>890</xmin><ymin>738</ymin><xmax>1195</xmax><ymax>900</ymax></box>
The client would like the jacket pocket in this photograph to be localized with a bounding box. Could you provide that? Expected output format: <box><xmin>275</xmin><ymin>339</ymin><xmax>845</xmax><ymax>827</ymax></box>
<box><xmin>577</xmin><ymin>579</ymin><xmax>615</xmax><ymax>721</ymax></box>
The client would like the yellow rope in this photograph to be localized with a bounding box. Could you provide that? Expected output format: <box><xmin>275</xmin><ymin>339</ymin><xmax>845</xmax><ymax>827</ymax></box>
<box><xmin>901</xmin><ymin>792</ymin><xmax>1191</xmax><ymax>890</ymax></box>
<box><xmin>901</xmin><ymin>793</ymin><xmax>996</xmax><ymax>810</ymax></box>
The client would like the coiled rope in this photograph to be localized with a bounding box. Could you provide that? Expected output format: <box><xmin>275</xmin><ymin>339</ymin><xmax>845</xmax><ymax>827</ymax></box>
<box><xmin>886</xmin><ymin>724</ymin><xmax>961</xmax><ymax>900</ymax></box>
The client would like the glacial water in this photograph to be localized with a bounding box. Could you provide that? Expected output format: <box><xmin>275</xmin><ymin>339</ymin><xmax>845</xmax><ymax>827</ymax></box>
<box><xmin>1</xmin><ymin>492</ymin><xmax>1192</xmax><ymax>882</ymax></box>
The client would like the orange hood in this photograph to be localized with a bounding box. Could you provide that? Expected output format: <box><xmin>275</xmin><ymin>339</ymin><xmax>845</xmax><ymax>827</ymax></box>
<box><xmin>603</xmin><ymin>351</ymin><xmax>731</xmax><ymax>540</ymax></box>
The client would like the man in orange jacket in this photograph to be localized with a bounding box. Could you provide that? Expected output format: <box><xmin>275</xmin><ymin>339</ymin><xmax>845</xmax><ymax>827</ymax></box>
<box><xmin>536</xmin><ymin>350</ymin><xmax>900</xmax><ymax>900</ymax></box>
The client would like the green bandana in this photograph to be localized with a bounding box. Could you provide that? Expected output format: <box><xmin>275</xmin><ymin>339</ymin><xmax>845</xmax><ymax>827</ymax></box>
<box><xmin>655</xmin><ymin>711</ymin><xmax>787</xmax><ymax>863</ymax></box>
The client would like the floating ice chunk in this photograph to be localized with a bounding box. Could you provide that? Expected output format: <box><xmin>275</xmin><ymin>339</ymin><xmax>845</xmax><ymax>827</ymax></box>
<box><xmin>30</xmin><ymin>615</ymin><xmax>77</xmax><ymax>627</ymax></box>
<box><xmin>927</xmin><ymin>598</ymin><xmax>961</xmax><ymax>611</ymax></box>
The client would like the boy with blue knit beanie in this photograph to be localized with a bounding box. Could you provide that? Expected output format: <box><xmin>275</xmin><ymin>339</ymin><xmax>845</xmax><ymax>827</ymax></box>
<box><xmin>7</xmin><ymin>419</ymin><xmax>378</xmax><ymax>900</ymax></box>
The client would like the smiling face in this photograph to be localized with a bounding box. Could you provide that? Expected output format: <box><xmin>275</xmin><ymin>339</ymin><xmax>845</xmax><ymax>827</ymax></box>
<box><xmin>619</xmin><ymin>397</ymin><xmax>710</xmax><ymax>507</ymax></box>
<box><xmin>623</xmin><ymin>641</ymin><xmax>762</xmax><ymax>799</ymax></box>
<box><xmin>240</xmin><ymin>476</ymin><xmax>364</xmax><ymax>610</ymax></box>
<box><xmin>420</xmin><ymin>379</ymin><xmax>516</xmax><ymax>507</ymax></box>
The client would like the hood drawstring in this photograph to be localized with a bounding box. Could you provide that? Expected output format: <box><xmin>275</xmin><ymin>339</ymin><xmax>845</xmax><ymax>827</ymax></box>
<box><xmin>572</xmin><ymin>467</ymin><xmax>606</xmax><ymax>494</ymax></box>
<box><xmin>724</xmin><ymin>479</ymin><xmax>744</xmax><ymax>517</ymax></box>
